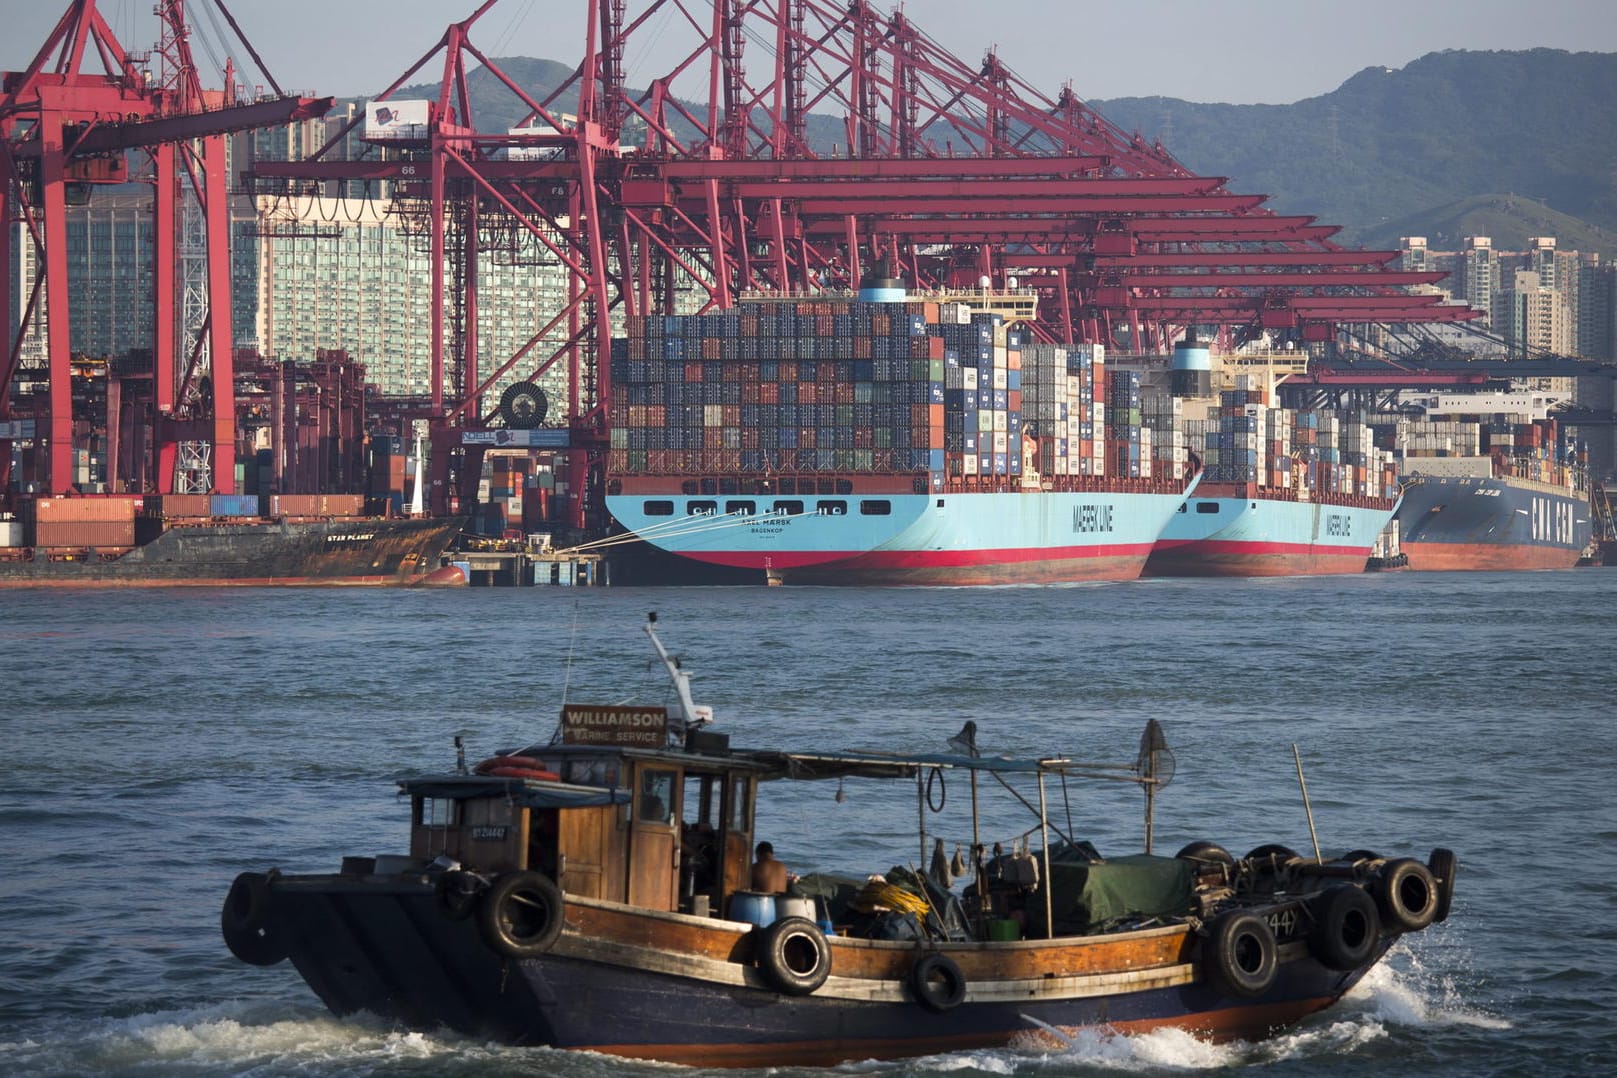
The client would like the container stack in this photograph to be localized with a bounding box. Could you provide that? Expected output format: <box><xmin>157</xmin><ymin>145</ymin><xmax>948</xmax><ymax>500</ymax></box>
<box><xmin>1022</xmin><ymin>344</ymin><xmax>1110</xmax><ymax>477</ymax></box>
<box><xmin>612</xmin><ymin>299</ymin><xmax>951</xmax><ymax>479</ymax></box>
<box><xmin>1185</xmin><ymin>377</ymin><xmax>1399</xmax><ymax>499</ymax></box>
<box><xmin>610</xmin><ymin>298</ymin><xmax>1195</xmax><ymax>492</ymax></box>
<box><xmin>1104</xmin><ymin>369</ymin><xmax>1150</xmax><ymax>479</ymax></box>
<box><xmin>22</xmin><ymin>496</ymin><xmax>139</xmax><ymax>548</ymax></box>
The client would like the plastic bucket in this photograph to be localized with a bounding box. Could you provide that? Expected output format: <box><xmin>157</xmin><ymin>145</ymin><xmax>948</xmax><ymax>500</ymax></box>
<box><xmin>987</xmin><ymin>918</ymin><xmax>1021</xmax><ymax>941</ymax></box>
<box><xmin>776</xmin><ymin>896</ymin><xmax>815</xmax><ymax>922</ymax></box>
<box><xmin>729</xmin><ymin>891</ymin><xmax>776</xmax><ymax>928</ymax></box>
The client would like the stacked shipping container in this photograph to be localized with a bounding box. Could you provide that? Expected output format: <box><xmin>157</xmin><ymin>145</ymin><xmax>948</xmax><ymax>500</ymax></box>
<box><xmin>611</xmin><ymin>298</ymin><xmax>1177</xmax><ymax>493</ymax></box>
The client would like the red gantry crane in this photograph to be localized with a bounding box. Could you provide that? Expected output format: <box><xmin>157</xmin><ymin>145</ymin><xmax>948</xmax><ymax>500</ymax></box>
<box><xmin>1</xmin><ymin>0</ymin><xmax>332</xmax><ymax>499</ymax></box>
<box><xmin>248</xmin><ymin>1</ymin><xmax>1475</xmax><ymax>527</ymax></box>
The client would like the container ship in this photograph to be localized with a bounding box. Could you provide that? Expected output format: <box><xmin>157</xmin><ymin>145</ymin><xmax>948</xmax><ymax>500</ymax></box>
<box><xmin>1144</xmin><ymin>348</ymin><xmax>1402</xmax><ymax>577</ymax></box>
<box><xmin>1390</xmin><ymin>403</ymin><xmax>1594</xmax><ymax>571</ymax></box>
<box><xmin>603</xmin><ymin>284</ymin><xmax>1195</xmax><ymax>586</ymax></box>
<box><xmin>0</xmin><ymin>492</ymin><xmax>463</xmax><ymax>587</ymax></box>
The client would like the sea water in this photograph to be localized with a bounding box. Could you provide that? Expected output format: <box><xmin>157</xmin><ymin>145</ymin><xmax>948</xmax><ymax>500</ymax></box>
<box><xmin>3</xmin><ymin>571</ymin><xmax>1614</xmax><ymax>1076</ymax></box>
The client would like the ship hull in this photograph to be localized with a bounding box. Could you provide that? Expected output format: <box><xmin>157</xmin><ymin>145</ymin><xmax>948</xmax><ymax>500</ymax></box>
<box><xmin>264</xmin><ymin>876</ymin><xmax>1380</xmax><ymax>1069</ymax></box>
<box><xmin>607</xmin><ymin>486</ymin><xmax>1193</xmax><ymax>587</ymax></box>
<box><xmin>1395</xmin><ymin>474</ymin><xmax>1591</xmax><ymax>571</ymax></box>
<box><xmin>0</xmin><ymin>516</ymin><xmax>463</xmax><ymax>587</ymax></box>
<box><xmin>1144</xmin><ymin>487</ymin><xmax>1398</xmax><ymax>578</ymax></box>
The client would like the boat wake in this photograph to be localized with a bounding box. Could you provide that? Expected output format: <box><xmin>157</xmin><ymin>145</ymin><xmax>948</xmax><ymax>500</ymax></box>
<box><xmin>986</xmin><ymin>943</ymin><xmax>1504</xmax><ymax>1073</ymax></box>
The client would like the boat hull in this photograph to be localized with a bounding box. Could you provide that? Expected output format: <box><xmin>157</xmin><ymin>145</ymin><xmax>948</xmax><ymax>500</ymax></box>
<box><xmin>261</xmin><ymin>874</ymin><xmax>1381</xmax><ymax>1068</ymax></box>
<box><xmin>1395</xmin><ymin>474</ymin><xmax>1591</xmax><ymax>571</ymax></box>
<box><xmin>606</xmin><ymin>487</ymin><xmax>1193</xmax><ymax>586</ymax></box>
<box><xmin>0</xmin><ymin>516</ymin><xmax>463</xmax><ymax>587</ymax></box>
<box><xmin>1144</xmin><ymin>487</ymin><xmax>1398</xmax><ymax>578</ymax></box>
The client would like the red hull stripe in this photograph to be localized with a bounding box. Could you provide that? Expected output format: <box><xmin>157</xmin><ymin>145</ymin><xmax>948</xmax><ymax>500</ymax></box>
<box><xmin>678</xmin><ymin>541</ymin><xmax>1154</xmax><ymax>572</ymax></box>
<box><xmin>579</xmin><ymin>996</ymin><xmax>1337</xmax><ymax>1068</ymax></box>
<box><xmin>1402</xmin><ymin>541</ymin><xmax>1582</xmax><ymax>571</ymax></box>
<box><xmin>1152</xmin><ymin>539</ymin><xmax>1369</xmax><ymax>557</ymax></box>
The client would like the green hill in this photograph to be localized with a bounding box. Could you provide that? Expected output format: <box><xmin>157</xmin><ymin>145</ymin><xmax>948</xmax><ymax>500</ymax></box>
<box><xmin>1358</xmin><ymin>193</ymin><xmax>1617</xmax><ymax>257</ymax></box>
<box><xmin>1088</xmin><ymin>48</ymin><xmax>1617</xmax><ymax>250</ymax></box>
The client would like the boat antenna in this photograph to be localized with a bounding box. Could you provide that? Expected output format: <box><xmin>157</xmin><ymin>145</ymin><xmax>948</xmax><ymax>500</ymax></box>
<box><xmin>1293</xmin><ymin>743</ymin><xmax>1323</xmax><ymax>862</ymax></box>
<box><xmin>548</xmin><ymin>600</ymin><xmax>583</xmax><ymax>746</ymax></box>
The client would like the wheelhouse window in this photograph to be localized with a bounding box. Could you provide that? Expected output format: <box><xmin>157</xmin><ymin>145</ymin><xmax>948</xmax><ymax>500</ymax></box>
<box><xmin>725</xmin><ymin>500</ymin><xmax>756</xmax><ymax>515</ymax></box>
<box><xmin>1196</xmin><ymin>502</ymin><xmax>1220</xmax><ymax>514</ymax></box>
<box><xmin>643</xmin><ymin>500</ymin><xmax>675</xmax><ymax>516</ymax></box>
<box><xmin>771</xmin><ymin>500</ymin><xmax>804</xmax><ymax>516</ymax></box>
<box><xmin>688</xmin><ymin>500</ymin><xmax>717</xmax><ymax>516</ymax></box>
<box><xmin>816</xmin><ymin>500</ymin><xmax>847</xmax><ymax>515</ymax></box>
<box><xmin>728</xmin><ymin>775</ymin><xmax>751</xmax><ymax>831</ymax></box>
<box><xmin>638</xmin><ymin>768</ymin><xmax>676</xmax><ymax>825</ymax></box>
<box><xmin>859</xmin><ymin>500</ymin><xmax>892</xmax><ymax>515</ymax></box>
<box><xmin>418</xmin><ymin>798</ymin><xmax>457</xmax><ymax>827</ymax></box>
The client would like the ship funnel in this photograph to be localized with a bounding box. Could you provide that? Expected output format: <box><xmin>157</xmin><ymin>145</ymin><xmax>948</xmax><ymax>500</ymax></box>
<box><xmin>1170</xmin><ymin>337</ymin><xmax>1212</xmax><ymax>398</ymax></box>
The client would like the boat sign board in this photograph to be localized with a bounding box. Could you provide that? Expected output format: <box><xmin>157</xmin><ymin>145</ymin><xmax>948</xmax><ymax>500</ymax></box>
<box><xmin>561</xmin><ymin>704</ymin><xmax>669</xmax><ymax>747</ymax></box>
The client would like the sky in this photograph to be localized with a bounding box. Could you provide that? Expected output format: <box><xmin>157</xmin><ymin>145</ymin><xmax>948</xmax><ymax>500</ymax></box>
<box><xmin>3</xmin><ymin>0</ymin><xmax>1616</xmax><ymax>106</ymax></box>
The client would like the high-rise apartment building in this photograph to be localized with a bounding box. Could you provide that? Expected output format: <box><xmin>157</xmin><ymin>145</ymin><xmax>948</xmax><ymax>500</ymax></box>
<box><xmin>1457</xmin><ymin>237</ymin><xmax>1497</xmax><ymax>330</ymax></box>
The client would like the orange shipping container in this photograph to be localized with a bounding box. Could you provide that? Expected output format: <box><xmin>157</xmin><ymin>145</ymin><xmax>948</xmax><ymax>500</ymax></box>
<box><xmin>32</xmin><ymin>496</ymin><xmax>141</xmax><ymax>524</ymax></box>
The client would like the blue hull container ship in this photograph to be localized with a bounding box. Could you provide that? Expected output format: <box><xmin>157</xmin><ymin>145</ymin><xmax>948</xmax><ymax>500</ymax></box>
<box><xmin>603</xmin><ymin>283</ymin><xmax>1197</xmax><ymax>586</ymax></box>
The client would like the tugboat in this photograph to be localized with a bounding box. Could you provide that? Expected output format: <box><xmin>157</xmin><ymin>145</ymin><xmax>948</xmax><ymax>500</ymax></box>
<box><xmin>222</xmin><ymin>615</ymin><xmax>1456</xmax><ymax>1067</ymax></box>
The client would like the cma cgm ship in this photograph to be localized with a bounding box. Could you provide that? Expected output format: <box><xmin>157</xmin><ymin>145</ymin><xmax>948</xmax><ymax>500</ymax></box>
<box><xmin>1396</xmin><ymin>458</ymin><xmax>1593</xmax><ymax>571</ymax></box>
<box><xmin>604</xmin><ymin>283</ymin><xmax>1195</xmax><ymax>586</ymax></box>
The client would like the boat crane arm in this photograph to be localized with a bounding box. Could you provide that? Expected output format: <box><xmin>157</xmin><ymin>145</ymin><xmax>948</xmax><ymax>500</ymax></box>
<box><xmin>643</xmin><ymin>613</ymin><xmax>709</xmax><ymax>734</ymax></box>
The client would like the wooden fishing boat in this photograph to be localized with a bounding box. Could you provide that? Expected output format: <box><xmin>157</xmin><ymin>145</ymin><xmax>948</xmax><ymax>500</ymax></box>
<box><xmin>221</xmin><ymin>615</ymin><xmax>1456</xmax><ymax>1067</ymax></box>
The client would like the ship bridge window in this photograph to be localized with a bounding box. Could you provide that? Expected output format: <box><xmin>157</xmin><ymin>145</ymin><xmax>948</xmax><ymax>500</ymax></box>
<box><xmin>860</xmin><ymin>500</ymin><xmax>892</xmax><ymax>515</ymax></box>
<box><xmin>1196</xmin><ymin>502</ymin><xmax>1221</xmax><ymax>514</ymax></box>
<box><xmin>816</xmin><ymin>500</ymin><xmax>847</xmax><ymax>515</ymax></box>
<box><xmin>772</xmin><ymin>500</ymin><xmax>804</xmax><ymax>516</ymax></box>
<box><xmin>725</xmin><ymin>500</ymin><xmax>755</xmax><ymax>516</ymax></box>
<box><xmin>643</xmin><ymin>500</ymin><xmax>675</xmax><ymax>516</ymax></box>
<box><xmin>688</xmin><ymin>500</ymin><xmax>717</xmax><ymax>516</ymax></box>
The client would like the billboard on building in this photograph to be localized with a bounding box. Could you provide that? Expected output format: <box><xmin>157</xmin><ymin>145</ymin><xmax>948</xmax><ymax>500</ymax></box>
<box><xmin>365</xmin><ymin>100</ymin><xmax>430</xmax><ymax>141</ymax></box>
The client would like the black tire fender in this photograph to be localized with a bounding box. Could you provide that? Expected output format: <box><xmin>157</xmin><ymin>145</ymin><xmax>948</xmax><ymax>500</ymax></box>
<box><xmin>910</xmin><ymin>953</ymin><xmax>967</xmax><ymax>1012</ymax></box>
<box><xmin>1428</xmin><ymin>848</ymin><xmax>1457</xmax><ymax>924</ymax></box>
<box><xmin>434</xmin><ymin>869</ymin><xmax>483</xmax><ymax>922</ymax></box>
<box><xmin>1244</xmin><ymin>844</ymin><xmax>1302</xmax><ymax>865</ymax></box>
<box><xmin>1205</xmin><ymin>910</ymin><xmax>1278</xmax><ymax>997</ymax></box>
<box><xmin>756</xmin><ymin>916</ymin><xmax>831</xmax><ymax>996</ymax></box>
<box><xmin>1175</xmin><ymin>841</ymin><xmax>1235</xmax><ymax>866</ymax></box>
<box><xmin>477</xmin><ymin>871</ymin><xmax>565</xmax><ymax>959</ymax></box>
<box><xmin>221</xmin><ymin>871</ymin><xmax>287</xmax><ymax>967</ymax></box>
<box><xmin>1375</xmin><ymin>858</ymin><xmax>1439</xmax><ymax>932</ymax></box>
<box><xmin>1308</xmin><ymin>885</ymin><xmax>1381</xmax><ymax>971</ymax></box>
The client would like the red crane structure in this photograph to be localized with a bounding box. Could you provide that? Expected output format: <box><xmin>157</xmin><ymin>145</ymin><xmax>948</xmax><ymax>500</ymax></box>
<box><xmin>249</xmin><ymin>0</ymin><xmax>1475</xmax><ymax>527</ymax></box>
<box><xmin>1</xmin><ymin>0</ymin><xmax>331</xmax><ymax>499</ymax></box>
<box><xmin>11</xmin><ymin>0</ymin><xmax>1477</xmax><ymax>530</ymax></box>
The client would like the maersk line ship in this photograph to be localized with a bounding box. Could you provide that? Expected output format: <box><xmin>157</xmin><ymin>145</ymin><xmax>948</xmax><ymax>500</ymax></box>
<box><xmin>1144</xmin><ymin>484</ymin><xmax>1400</xmax><ymax>578</ymax></box>
<box><xmin>603</xmin><ymin>282</ymin><xmax>1196</xmax><ymax>586</ymax></box>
